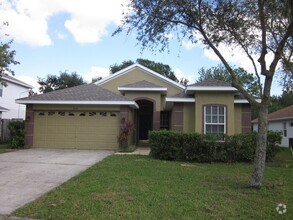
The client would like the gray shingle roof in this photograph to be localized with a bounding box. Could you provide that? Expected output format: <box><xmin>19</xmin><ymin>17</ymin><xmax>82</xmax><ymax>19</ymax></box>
<box><xmin>189</xmin><ymin>79</ymin><xmax>231</xmax><ymax>87</ymax></box>
<box><xmin>121</xmin><ymin>80</ymin><xmax>164</xmax><ymax>88</ymax></box>
<box><xmin>169</xmin><ymin>92</ymin><xmax>194</xmax><ymax>98</ymax></box>
<box><xmin>18</xmin><ymin>84</ymin><xmax>132</xmax><ymax>102</ymax></box>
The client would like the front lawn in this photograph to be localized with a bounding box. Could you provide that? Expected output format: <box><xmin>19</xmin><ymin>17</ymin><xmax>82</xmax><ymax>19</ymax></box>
<box><xmin>14</xmin><ymin>149</ymin><xmax>292</xmax><ymax>219</ymax></box>
<box><xmin>0</xmin><ymin>144</ymin><xmax>15</xmax><ymax>154</ymax></box>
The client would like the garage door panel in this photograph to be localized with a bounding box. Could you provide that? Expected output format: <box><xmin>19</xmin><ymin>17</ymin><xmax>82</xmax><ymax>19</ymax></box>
<box><xmin>33</xmin><ymin>110</ymin><xmax>119</xmax><ymax>149</ymax></box>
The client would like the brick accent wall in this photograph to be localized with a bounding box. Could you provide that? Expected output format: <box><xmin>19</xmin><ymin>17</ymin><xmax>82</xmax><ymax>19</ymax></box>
<box><xmin>24</xmin><ymin>104</ymin><xmax>34</xmax><ymax>147</ymax></box>
<box><xmin>241</xmin><ymin>104</ymin><xmax>251</xmax><ymax>133</ymax></box>
<box><xmin>171</xmin><ymin>103</ymin><xmax>183</xmax><ymax>131</ymax></box>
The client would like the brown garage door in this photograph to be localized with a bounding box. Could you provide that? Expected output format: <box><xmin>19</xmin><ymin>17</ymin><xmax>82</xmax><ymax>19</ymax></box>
<box><xmin>33</xmin><ymin>111</ymin><xmax>119</xmax><ymax>149</ymax></box>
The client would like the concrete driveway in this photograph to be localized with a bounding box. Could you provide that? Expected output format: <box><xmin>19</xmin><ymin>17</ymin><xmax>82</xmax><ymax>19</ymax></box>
<box><xmin>0</xmin><ymin>148</ymin><xmax>113</xmax><ymax>215</ymax></box>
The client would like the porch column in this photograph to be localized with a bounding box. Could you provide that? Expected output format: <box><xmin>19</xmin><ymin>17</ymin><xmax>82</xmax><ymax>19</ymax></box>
<box><xmin>25</xmin><ymin>104</ymin><xmax>34</xmax><ymax>147</ymax></box>
<box><xmin>171</xmin><ymin>103</ymin><xmax>183</xmax><ymax>131</ymax></box>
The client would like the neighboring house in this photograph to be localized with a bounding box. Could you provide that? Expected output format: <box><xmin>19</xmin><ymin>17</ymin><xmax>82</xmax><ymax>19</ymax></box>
<box><xmin>17</xmin><ymin>64</ymin><xmax>252</xmax><ymax>150</ymax></box>
<box><xmin>0</xmin><ymin>74</ymin><xmax>32</xmax><ymax>120</ymax></box>
<box><xmin>252</xmin><ymin>105</ymin><xmax>293</xmax><ymax>148</ymax></box>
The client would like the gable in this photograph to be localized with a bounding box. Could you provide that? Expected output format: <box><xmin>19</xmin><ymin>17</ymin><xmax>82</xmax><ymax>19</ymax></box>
<box><xmin>97</xmin><ymin>64</ymin><xmax>184</xmax><ymax>96</ymax></box>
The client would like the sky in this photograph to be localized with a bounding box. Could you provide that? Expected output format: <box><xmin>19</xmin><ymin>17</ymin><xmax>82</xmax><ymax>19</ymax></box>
<box><xmin>0</xmin><ymin>0</ymin><xmax>283</xmax><ymax>95</ymax></box>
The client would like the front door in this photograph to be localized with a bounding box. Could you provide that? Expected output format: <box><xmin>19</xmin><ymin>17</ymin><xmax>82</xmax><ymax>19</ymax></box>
<box><xmin>139</xmin><ymin>113</ymin><xmax>152</xmax><ymax>140</ymax></box>
<box><xmin>136</xmin><ymin>100</ymin><xmax>153</xmax><ymax>140</ymax></box>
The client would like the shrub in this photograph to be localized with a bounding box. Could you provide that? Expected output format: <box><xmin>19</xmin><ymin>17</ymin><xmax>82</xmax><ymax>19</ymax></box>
<box><xmin>8</xmin><ymin>120</ymin><xmax>25</xmax><ymax>148</ymax></box>
<box><xmin>149</xmin><ymin>130</ymin><xmax>282</xmax><ymax>163</ymax></box>
<box><xmin>117</xmin><ymin>121</ymin><xmax>134</xmax><ymax>149</ymax></box>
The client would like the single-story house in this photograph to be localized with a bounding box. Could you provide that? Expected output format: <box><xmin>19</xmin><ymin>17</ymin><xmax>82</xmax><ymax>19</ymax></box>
<box><xmin>252</xmin><ymin>105</ymin><xmax>293</xmax><ymax>148</ymax></box>
<box><xmin>17</xmin><ymin>64</ymin><xmax>252</xmax><ymax>150</ymax></box>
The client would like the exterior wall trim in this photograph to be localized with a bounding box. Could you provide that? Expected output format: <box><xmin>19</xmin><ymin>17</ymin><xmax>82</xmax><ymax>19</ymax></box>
<box><xmin>202</xmin><ymin>104</ymin><xmax>228</xmax><ymax>134</ymax></box>
<box><xmin>118</xmin><ymin>87</ymin><xmax>167</xmax><ymax>92</ymax></box>
<box><xmin>96</xmin><ymin>63</ymin><xmax>185</xmax><ymax>90</ymax></box>
<box><xmin>166</xmin><ymin>97</ymin><xmax>195</xmax><ymax>102</ymax></box>
<box><xmin>16</xmin><ymin>100</ymin><xmax>139</xmax><ymax>109</ymax></box>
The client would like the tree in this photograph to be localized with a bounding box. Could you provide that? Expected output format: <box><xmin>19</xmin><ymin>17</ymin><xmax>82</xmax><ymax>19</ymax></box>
<box><xmin>110</xmin><ymin>58</ymin><xmax>179</xmax><ymax>82</ymax></box>
<box><xmin>279</xmin><ymin>60</ymin><xmax>293</xmax><ymax>93</ymax></box>
<box><xmin>110</xmin><ymin>60</ymin><xmax>135</xmax><ymax>74</ymax></box>
<box><xmin>115</xmin><ymin>0</ymin><xmax>293</xmax><ymax>188</ymax></box>
<box><xmin>270</xmin><ymin>91</ymin><xmax>293</xmax><ymax>113</ymax></box>
<box><xmin>38</xmin><ymin>71</ymin><xmax>86</xmax><ymax>93</ymax></box>
<box><xmin>198</xmin><ymin>64</ymin><xmax>260</xmax><ymax>96</ymax></box>
<box><xmin>0</xmin><ymin>22</ymin><xmax>19</xmax><ymax>84</ymax></box>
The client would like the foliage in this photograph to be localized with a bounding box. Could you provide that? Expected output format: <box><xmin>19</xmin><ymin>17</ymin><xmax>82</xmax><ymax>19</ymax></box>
<box><xmin>38</xmin><ymin>71</ymin><xmax>86</xmax><ymax>93</ymax></box>
<box><xmin>115</xmin><ymin>0</ymin><xmax>293</xmax><ymax>188</ymax></box>
<box><xmin>279</xmin><ymin>53</ymin><xmax>293</xmax><ymax>93</ymax></box>
<box><xmin>110</xmin><ymin>60</ymin><xmax>135</xmax><ymax>74</ymax></box>
<box><xmin>0</xmin><ymin>22</ymin><xmax>20</xmax><ymax>84</ymax></box>
<box><xmin>13</xmin><ymin>153</ymin><xmax>293</xmax><ymax>219</ymax></box>
<box><xmin>8</xmin><ymin>120</ymin><xmax>25</xmax><ymax>148</ymax></box>
<box><xmin>198</xmin><ymin>64</ymin><xmax>260</xmax><ymax>96</ymax></box>
<box><xmin>110</xmin><ymin>58</ymin><xmax>179</xmax><ymax>82</ymax></box>
<box><xmin>149</xmin><ymin>131</ymin><xmax>281</xmax><ymax>162</ymax></box>
<box><xmin>270</xmin><ymin>91</ymin><xmax>293</xmax><ymax>113</ymax></box>
<box><xmin>117</xmin><ymin>121</ymin><xmax>134</xmax><ymax>149</ymax></box>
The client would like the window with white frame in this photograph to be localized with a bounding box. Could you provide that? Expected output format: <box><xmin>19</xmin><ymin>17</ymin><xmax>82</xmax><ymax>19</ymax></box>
<box><xmin>204</xmin><ymin>105</ymin><xmax>226</xmax><ymax>134</ymax></box>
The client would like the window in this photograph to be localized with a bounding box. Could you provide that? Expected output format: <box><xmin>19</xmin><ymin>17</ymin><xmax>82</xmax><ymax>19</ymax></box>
<box><xmin>283</xmin><ymin>122</ymin><xmax>287</xmax><ymax>137</ymax></box>
<box><xmin>100</xmin><ymin>112</ymin><xmax>107</xmax><ymax>117</ymax></box>
<box><xmin>68</xmin><ymin>112</ymin><xmax>75</xmax><ymax>116</ymax></box>
<box><xmin>48</xmin><ymin>111</ymin><xmax>55</xmax><ymax>116</ymax></box>
<box><xmin>110</xmin><ymin>112</ymin><xmax>117</xmax><ymax>117</ymax></box>
<box><xmin>89</xmin><ymin>112</ymin><xmax>96</xmax><ymax>116</ymax></box>
<box><xmin>290</xmin><ymin>122</ymin><xmax>293</xmax><ymax>127</ymax></box>
<box><xmin>0</xmin><ymin>84</ymin><xmax>3</xmax><ymax>97</ymax></box>
<box><xmin>160</xmin><ymin>111</ymin><xmax>170</xmax><ymax>129</ymax></box>
<box><xmin>58</xmin><ymin>111</ymin><xmax>65</xmax><ymax>116</ymax></box>
<box><xmin>204</xmin><ymin>105</ymin><xmax>226</xmax><ymax>134</ymax></box>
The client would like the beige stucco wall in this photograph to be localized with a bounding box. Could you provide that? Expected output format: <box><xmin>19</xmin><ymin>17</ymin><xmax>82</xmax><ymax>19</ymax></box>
<box><xmin>33</xmin><ymin>104</ymin><xmax>120</xmax><ymax>111</ymax></box>
<box><xmin>234</xmin><ymin>104</ymin><xmax>242</xmax><ymax>134</ymax></box>
<box><xmin>100</xmin><ymin>68</ymin><xmax>183</xmax><ymax>96</ymax></box>
<box><xmin>183</xmin><ymin>103</ymin><xmax>195</xmax><ymax>132</ymax></box>
<box><xmin>194</xmin><ymin>92</ymin><xmax>235</xmax><ymax>135</ymax></box>
<box><xmin>124</xmin><ymin>92</ymin><xmax>162</xmax><ymax>111</ymax></box>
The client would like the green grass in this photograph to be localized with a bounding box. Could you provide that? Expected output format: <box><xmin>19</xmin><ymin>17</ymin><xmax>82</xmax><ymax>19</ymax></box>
<box><xmin>14</xmin><ymin>149</ymin><xmax>293</xmax><ymax>219</ymax></box>
<box><xmin>0</xmin><ymin>143</ymin><xmax>15</xmax><ymax>154</ymax></box>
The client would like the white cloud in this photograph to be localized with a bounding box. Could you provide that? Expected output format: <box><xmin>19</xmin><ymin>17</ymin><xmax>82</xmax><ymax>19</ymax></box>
<box><xmin>0</xmin><ymin>0</ymin><xmax>127</xmax><ymax>46</ymax></box>
<box><xmin>56</xmin><ymin>31</ymin><xmax>66</xmax><ymax>40</ymax></box>
<box><xmin>17</xmin><ymin>75</ymin><xmax>40</xmax><ymax>93</ymax></box>
<box><xmin>182</xmin><ymin>40</ymin><xmax>196</xmax><ymax>50</ymax></box>
<box><xmin>81</xmin><ymin>66</ymin><xmax>110</xmax><ymax>82</ymax></box>
<box><xmin>174</xmin><ymin>68</ymin><xmax>194</xmax><ymax>83</ymax></box>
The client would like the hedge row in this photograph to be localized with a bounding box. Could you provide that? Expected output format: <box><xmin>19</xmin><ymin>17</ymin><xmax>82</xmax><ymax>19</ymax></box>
<box><xmin>149</xmin><ymin>130</ymin><xmax>282</xmax><ymax>162</ymax></box>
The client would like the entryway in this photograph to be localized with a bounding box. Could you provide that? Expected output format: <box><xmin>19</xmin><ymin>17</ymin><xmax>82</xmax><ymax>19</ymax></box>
<box><xmin>136</xmin><ymin>100</ymin><xmax>153</xmax><ymax>140</ymax></box>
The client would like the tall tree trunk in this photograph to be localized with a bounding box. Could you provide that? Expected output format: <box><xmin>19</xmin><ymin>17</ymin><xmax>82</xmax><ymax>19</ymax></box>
<box><xmin>249</xmin><ymin>103</ymin><xmax>269</xmax><ymax>188</ymax></box>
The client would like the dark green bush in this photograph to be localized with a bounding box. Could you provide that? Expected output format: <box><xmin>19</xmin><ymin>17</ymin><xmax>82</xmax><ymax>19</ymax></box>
<box><xmin>149</xmin><ymin>130</ymin><xmax>282</xmax><ymax>163</ymax></box>
<box><xmin>8</xmin><ymin>120</ymin><xmax>25</xmax><ymax>148</ymax></box>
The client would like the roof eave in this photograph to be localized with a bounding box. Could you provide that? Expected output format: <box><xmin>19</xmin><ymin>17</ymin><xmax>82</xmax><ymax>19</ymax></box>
<box><xmin>2</xmin><ymin>76</ymin><xmax>33</xmax><ymax>89</ymax></box>
<box><xmin>15</xmin><ymin>100</ymin><xmax>139</xmax><ymax>109</ymax></box>
<box><xmin>97</xmin><ymin>63</ymin><xmax>185</xmax><ymax>90</ymax></box>
<box><xmin>165</xmin><ymin>97</ymin><xmax>195</xmax><ymax>103</ymax></box>
<box><xmin>186</xmin><ymin>86</ymin><xmax>238</xmax><ymax>94</ymax></box>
